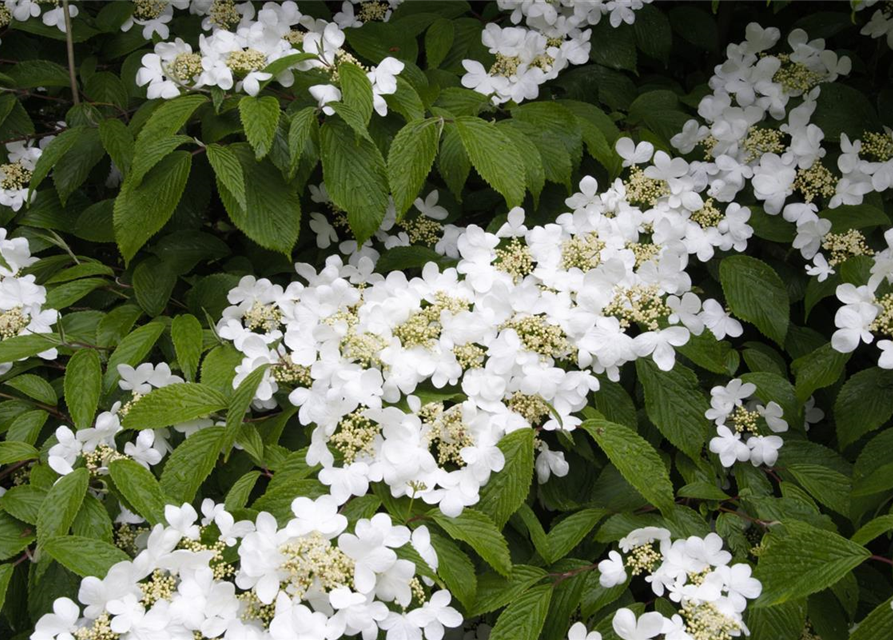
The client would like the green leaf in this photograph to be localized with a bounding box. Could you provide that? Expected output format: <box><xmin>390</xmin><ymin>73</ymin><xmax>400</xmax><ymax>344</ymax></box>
<box><xmin>387</xmin><ymin>117</ymin><xmax>442</xmax><ymax>217</ymax></box>
<box><xmin>0</xmin><ymin>512</ymin><xmax>35</xmax><ymax>560</ymax></box>
<box><xmin>0</xmin><ymin>333</ymin><xmax>59</xmax><ymax>363</ymax></box>
<box><xmin>636</xmin><ymin>359</ymin><xmax>710</xmax><ymax>459</ymax></box>
<box><xmin>339</xmin><ymin>62</ymin><xmax>374</xmax><ymax>125</ymax></box>
<box><xmin>5</xmin><ymin>374</ymin><xmax>56</xmax><ymax>406</ymax></box>
<box><xmin>64</xmin><ymin>349</ymin><xmax>101</xmax><ymax>430</ymax></box>
<box><xmin>581</xmin><ymin>418</ymin><xmax>675</xmax><ymax>515</ymax></box>
<box><xmin>438</xmin><ymin>124</ymin><xmax>470</xmax><ymax>199</ymax></box>
<box><xmin>0</xmin><ymin>484</ymin><xmax>46</xmax><ymax>524</ymax></box>
<box><xmin>46</xmin><ymin>278</ymin><xmax>108</xmax><ymax>310</ymax></box>
<box><xmin>791</xmin><ymin>342</ymin><xmax>850</xmax><ymax>403</ymax></box>
<box><xmin>205</xmin><ymin>144</ymin><xmax>246</xmax><ymax>210</ymax></box>
<box><xmin>747</xmin><ymin>600</ymin><xmax>807</xmax><ymax>640</ymax></box>
<box><xmin>431</xmin><ymin>508</ymin><xmax>512</xmax><ymax>577</ymax></box>
<box><xmin>489</xmin><ymin>584</ymin><xmax>552</xmax><ymax>640</ymax></box>
<box><xmin>132</xmin><ymin>257</ymin><xmax>177</xmax><ymax>317</ymax></box>
<box><xmin>430</xmin><ymin>532</ymin><xmax>476</xmax><ymax>611</ymax></box>
<box><xmin>820</xmin><ymin>204</ymin><xmax>890</xmax><ymax>234</ymax></box>
<box><xmin>545</xmin><ymin>508</ymin><xmax>605</xmax><ymax>564</ymax></box>
<box><xmin>0</xmin><ymin>440</ymin><xmax>39</xmax><ymax>465</ymax></box>
<box><xmin>455</xmin><ymin>116</ymin><xmax>526</xmax><ymax>208</ymax></box>
<box><xmin>786</xmin><ymin>464</ymin><xmax>850</xmax><ymax>516</ymax></box>
<box><xmin>589</xmin><ymin>21</ymin><xmax>637</xmax><ymax>72</ymax></box>
<box><xmin>114</xmin><ymin>150</ymin><xmax>193</xmax><ymax>264</ymax></box>
<box><xmin>668</xmin><ymin>5</ymin><xmax>718</xmax><ymax>51</ymax></box>
<box><xmin>813</xmin><ymin>83</ymin><xmax>880</xmax><ymax>141</ymax></box>
<box><xmin>834</xmin><ymin>367</ymin><xmax>893</xmax><ymax>448</ymax></box>
<box><xmin>425</xmin><ymin>18</ymin><xmax>455</xmax><ymax>69</ymax></box>
<box><xmin>239</xmin><ymin>95</ymin><xmax>281</xmax><ymax>160</ymax></box>
<box><xmin>633</xmin><ymin>4</ymin><xmax>672</xmax><ymax>62</ymax></box>
<box><xmin>719</xmin><ymin>255</ymin><xmax>789</xmax><ymax>346</ymax></box>
<box><xmin>72</xmin><ymin>494</ymin><xmax>113</xmax><ymax>543</ymax></box>
<box><xmin>851</xmin><ymin>515</ymin><xmax>893</xmax><ymax>546</ymax></box>
<box><xmin>497</xmin><ymin>122</ymin><xmax>546</xmax><ymax>206</ymax></box>
<box><xmin>320</xmin><ymin>118</ymin><xmax>390</xmax><ymax>245</ymax></box>
<box><xmin>477</xmin><ymin>428</ymin><xmax>534</xmax><ymax>527</ymax></box>
<box><xmin>129</xmin><ymin>134</ymin><xmax>193</xmax><ymax>187</ymax></box>
<box><xmin>850</xmin><ymin>596</ymin><xmax>893</xmax><ymax>640</ymax></box>
<box><xmin>122</xmin><ymin>383</ymin><xmax>227</xmax><ymax>430</ymax></box>
<box><xmin>36</xmin><ymin>468</ymin><xmax>89</xmax><ymax>545</ymax></box>
<box><xmin>43</xmin><ymin>536</ymin><xmax>130</xmax><ymax>578</ymax></box>
<box><xmin>27</xmin><ymin>127</ymin><xmax>85</xmax><ymax>198</ymax></box>
<box><xmin>225</xmin><ymin>471</ymin><xmax>262</xmax><ymax>511</ymax></box>
<box><xmin>287</xmin><ymin>107</ymin><xmax>317</xmax><ymax>179</ymax></box>
<box><xmin>222</xmin><ymin>364</ymin><xmax>269</xmax><ymax>459</ymax></box>
<box><xmin>160</xmin><ymin>426</ymin><xmax>224</xmax><ymax>504</ymax></box>
<box><xmin>375</xmin><ymin>246</ymin><xmax>457</xmax><ymax>272</ymax></box>
<box><xmin>103</xmin><ymin>322</ymin><xmax>165</xmax><ymax>392</ymax></box>
<box><xmin>135</xmin><ymin>94</ymin><xmax>206</xmax><ymax>145</ymax></box>
<box><xmin>108</xmin><ymin>458</ymin><xmax>167</xmax><ymax>525</ymax></box>
<box><xmin>6</xmin><ymin>409</ymin><xmax>47</xmax><ymax>446</ymax></box>
<box><xmin>171</xmin><ymin>314</ymin><xmax>203</xmax><ymax>383</ymax></box>
<box><xmin>5</xmin><ymin>59</ymin><xmax>70</xmax><ymax>88</ymax></box>
<box><xmin>216</xmin><ymin>144</ymin><xmax>301</xmax><ymax>255</ymax></box>
<box><xmin>470</xmin><ymin>565</ymin><xmax>548</xmax><ymax>616</ymax></box>
<box><xmin>755</xmin><ymin>521</ymin><xmax>870</xmax><ymax>607</ymax></box>
<box><xmin>0</xmin><ymin>562</ymin><xmax>13</xmax><ymax>612</ymax></box>
<box><xmin>739</xmin><ymin>371</ymin><xmax>801</xmax><ymax>430</ymax></box>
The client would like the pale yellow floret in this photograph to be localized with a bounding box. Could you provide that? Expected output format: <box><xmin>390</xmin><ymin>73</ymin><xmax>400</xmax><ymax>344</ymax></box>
<box><xmin>1</xmin><ymin>162</ymin><xmax>32</xmax><ymax>191</ymax></box>
<box><xmin>821</xmin><ymin>229</ymin><xmax>874</xmax><ymax>267</ymax></box>
<box><xmin>280</xmin><ymin>532</ymin><xmax>355</xmax><ymax>598</ymax></box>
<box><xmin>495</xmin><ymin>238</ymin><xmax>535</xmax><ymax>283</ymax></box>
<box><xmin>871</xmin><ymin>293</ymin><xmax>893</xmax><ymax>338</ymax></box>
<box><xmin>604</xmin><ymin>285</ymin><xmax>670</xmax><ymax>331</ymax></box>
<box><xmin>209</xmin><ymin>0</ymin><xmax>240</xmax><ymax>30</ymax></box>
<box><xmin>730</xmin><ymin>406</ymin><xmax>759</xmax><ymax>434</ymax></box>
<box><xmin>772</xmin><ymin>54</ymin><xmax>824</xmax><ymax>93</ymax></box>
<box><xmin>357</xmin><ymin>0</ymin><xmax>390</xmax><ymax>22</ymax></box>
<box><xmin>330</xmin><ymin>409</ymin><xmax>380</xmax><ymax>464</ymax></box>
<box><xmin>625</xmin><ymin>241</ymin><xmax>661</xmax><ymax>268</ymax></box>
<box><xmin>793</xmin><ymin>163</ymin><xmax>836</xmax><ymax>203</ymax></box>
<box><xmin>626</xmin><ymin>543</ymin><xmax>661</xmax><ymax>575</ymax></box>
<box><xmin>743</xmin><ymin>127</ymin><xmax>787</xmax><ymax>162</ymax></box>
<box><xmin>862</xmin><ymin>131</ymin><xmax>893</xmax><ymax>162</ymax></box>
<box><xmin>168</xmin><ymin>53</ymin><xmax>203</xmax><ymax>84</ymax></box>
<box><xmin>561</xmin><ymin>232</ymin><xmax>604</xmax><ymax>271</ymax></box>
<box><xmin>682</xmin><ymin>601</ymin><xmax>741</xmax><ymax>640</ymax></box>
<box><xmin>624</xmin><ymin>166</ymin><xmax>669</xmax><ymax>207</ymax></box>
<box><xmin>501</xmin><ymin>314</ymin><xmax>572</xmax><ymax>360</ymax></box>
<box><xmin>132</xmin><ymin>0</ymin><xmax>167</xmax><ymax>21</ymax></box>
<box><xmin>399</xmin><ymin>216</ymin><xmax>443</xmax><ymax>246</ymax></box>
<box><xmin>226</xmin><ymin>49</ymin><xmax>267</xmax><ymax>75</ymax></box>
<box><xmin>507</xmin><ymin>391</ymin><xmax>551</xmax><ymax>426</ymax></box>
<box><xmin>74</xmin><ymin>613</ymin><xmax>118</xmax><ymax>640</ymax></box>
<box><xmin>689</xmin><ymin>198</ymin><xmax>723</xmax><ymax>229</ymax></box>
<box><xmin>0</xmin><ymin>307</ymin><xmax>28</xmax><ymax>340</ymax></box>
<box><xmin>452</xmin><ymin>343</ymin><xmax>486</xmax><ymax>369</ymax></box>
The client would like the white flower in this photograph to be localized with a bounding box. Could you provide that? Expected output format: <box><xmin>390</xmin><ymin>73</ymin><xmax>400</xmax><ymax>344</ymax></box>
<box><xmin>709</xmin><ymin>425</ymin><xmax>751</xmax><ymax>468</ymax></box>
<box><xmin>611</xmin><ymin>608</ymin><xmax>666</xmax><ymax>640</ymax></box>
<box><xmin>747</xmin><ymin>435</ymin><xmax>783</xmax><ymax>467</ymax></box>
<box><xmin>615</xmin><ymin>138</ymin><xmax>654</xmax><ymax>167</ymax></box>
<box><xmin>568</xmin><ymin>621</ymin><xmax>603</xmax><ymax>640</ymax></box>
<box><xmin>414</xmin><ymin>190</ymin><xmax>449</xmax><ymax>221</ymax></box>
<box><xmin>597</xmin><ymin>550</ymin><xmax>627</xmax><ymax>588</ymax></box>
<box><xmin>31</xmin><ymin>597</ymin><xmax>79</xmax><ymax>640</ymax></box>
<box><xmin>287</xmin><ymin>495</ymin><xmax>348</xmax><ymax>539</ymax></box>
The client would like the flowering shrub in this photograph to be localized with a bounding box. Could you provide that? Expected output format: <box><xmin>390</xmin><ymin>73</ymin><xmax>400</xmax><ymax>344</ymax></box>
<box><xmin>1</xmin><ymin>1</ymin><xmax>893</xmax><ymax>639</ymax></box>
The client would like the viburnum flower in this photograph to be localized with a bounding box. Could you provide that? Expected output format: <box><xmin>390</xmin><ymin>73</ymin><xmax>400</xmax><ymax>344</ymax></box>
<box><xmin>612</xmin><ymin>608</ymin><xmax>665</xmax><ymax>640</ymax></box>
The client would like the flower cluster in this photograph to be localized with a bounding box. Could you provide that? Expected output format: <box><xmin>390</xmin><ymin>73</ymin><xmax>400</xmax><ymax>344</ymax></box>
<box><xmin>48</xmin><ymin>363</ymin><xmax>192</xmax><ymax>478</ymax></box>
<box><xmin>460</xmin><ymin>22</ymin><xmax>591</xmax><ymax>105</ymax></box>
<box><xmin>0</xmin><ymin>0</ymin><xmax>77</xmax><ymax>35</ymax></box>
<box><xmin>571</xmin><ymin>527</ymin><xmax>762</xmax><ymax>640</ymax></box>
<box><xmin>333</xmin><ymin>0</ymin><xmax>402</xmax><ymax>29</ymax></box>
<box><xmin>705</xmin><ymin>379</ymin><xmax>788</xmax><ymax>469</ymax></box>
<box><xmin>830</xmin><ymin>238</ymin><xmax>893</xmax><ymax>369</ymax></box>
<box><xmin>499</xmin><ymin>0</ymin><xmax>652</xmax><ymax>35</ymax></box>
<box><xmin>0</xmin><ymin>140</ymin><xmax>44</xmax><ymax>212</ymax></box>
<box><xmin>218</xmin><ymin>136</ymin><xmax>764</xmax><ymax>517</ymax></box>
<box><xmin>31</xmin><ymin>496</ymin><xmax>461</xmax><ymax>640</ymax></box>
<box><xmin>0</xmin><ymin>227</ymin><xmax>59</xmax><ymax>375</ymax></box>
<box><xmin>135</xmin><ymin>0</ymin><xmax>404</xmax><ymax>104</ymax></box>
<box><xmin>854</xmin><ymin>0</ymin><xmax>893</xmax><ymax>49</ymax></box>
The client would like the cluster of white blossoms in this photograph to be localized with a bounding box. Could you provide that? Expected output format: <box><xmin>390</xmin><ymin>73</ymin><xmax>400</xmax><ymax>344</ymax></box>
<box><xmin>31</xmin><ymin>497</ymin><xmax>462</xmax><ymax>640</ymax></box>
<box><xmin>134</xmin><ymin>0</ymin><xmax>404</xmax><ymax>104</ymax></box>
<box><xmin>0</xmin><ymin>140</ymin><xmax>45</xmax><ymax>212</ymax></box>
<box><xmin>499</xmin><ymin>0</ymin><xmax>652</xmax><ymax>36</ymax></box>
<box><xmin>219</xmin><ymin>132</ymin><xmax>765</xmax><ymax>516</ymax></box>
<box><xmin>830</xmin><ymin>230</ymin><xmax>893</xmax><ymax>369</ymax></box>
<box><xmin>0</xmin><ymin>0</ymin><xmax>77</xmax><ymax>35</ymax></box>
<box><xmin>332</xmin><ymin>0</ymin><xmax>401</xmax><ymax>29</ymax></box>
<box><xmin>0</xmin><ymin>227</ymin><xmax>59</xmax><ymax>375</ymax></box>
<box><xmin>48</xmin><ymin>363</ymin><xmax>204</xmax><ymax>479</ymax></box>
<box><xmin>854</xmin><ymin>0</ymin><xmax>893</xmax><ymax>49</ymax></box>
<box><xmin>705</xmin><ymin>379</ymin><xmax>787</xmax><ymax>469</ymax></box>
<box><xmin>568</xmin><ymin>527</ymin><xmax>762</xmax><ymax>640</ymax></box>
<box><xmin>460</xmin><ymin>22</ymin><xmax>591</xmax><ymax>106</ymax></box>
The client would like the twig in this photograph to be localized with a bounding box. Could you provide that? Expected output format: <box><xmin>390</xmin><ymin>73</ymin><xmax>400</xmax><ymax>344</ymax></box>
<box><xmin>870</xmin><ymin>555</ymin><xmax>893</xmax><ymax>567</ymax></box>
<box><xmin>61</xmin><ymin>0</ymin><xmax>79</xmax><ymax>105</ymax></box>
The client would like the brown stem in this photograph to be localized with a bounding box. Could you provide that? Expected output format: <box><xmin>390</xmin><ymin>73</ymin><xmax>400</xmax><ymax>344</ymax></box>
<box><xmin>870</xmin><ymin>555</ymin><xmax>893</xmax><ymax>567</ymax></box>
<box><xmin>61</xmin><ymin>0</ymin><xmax>79</xmax><ymax>105</ymax></box>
